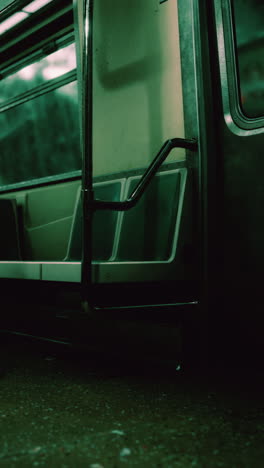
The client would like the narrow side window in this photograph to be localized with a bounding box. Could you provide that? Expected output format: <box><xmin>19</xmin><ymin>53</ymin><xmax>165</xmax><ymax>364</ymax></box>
<box><xmin>0</xmin><ymin>81</ymin><xmax>80</xmax><ymax>187</ymax></box>
<box><xmin>232</xmin><ymin>0</ymin><xmax>264</xmax><ymax>119</ymax></box>
<box><xmin>1</xmin><ymin>43</ymin><xmax>76</xmax><ymax>101</ymax></box>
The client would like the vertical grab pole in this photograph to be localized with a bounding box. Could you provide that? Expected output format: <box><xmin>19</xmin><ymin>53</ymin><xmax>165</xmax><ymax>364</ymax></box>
<box><xmin>81</xmin><ymin>0</ymin><xmax>94</xmax><ymax>315</ymax></box>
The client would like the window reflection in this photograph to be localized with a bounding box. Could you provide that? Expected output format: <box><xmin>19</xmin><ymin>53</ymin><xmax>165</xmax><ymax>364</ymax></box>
<box><xmin>23</xmin><ymin>0</ymin><xmax>53</xmax><ymax>14</ymax></box>
<box><xmin>1</xmin><ymin>43</ymin><xmax>76</xmax><ymax>101</ymax></box>
<box><xmin>0</xmin><ymin>0</ymin><xmax>54</xmax><ymax>34</ymax></box>
<box><xmin>232</xmin><ymin>0</ymin><xmax>264</xmax><ymax>118</ymax></box>
<box><xmin>0</xmin><ymin>11</ymin><xmax>28</xmax><ymax>34</ymax></box>
<box><xmin>0</xmin><ymin>82</ymin><xmax>81</xmax><ymax>186</ymax></box>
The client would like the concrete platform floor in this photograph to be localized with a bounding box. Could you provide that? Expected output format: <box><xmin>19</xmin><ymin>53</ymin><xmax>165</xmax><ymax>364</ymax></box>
<box><xmin>0</xmin><ymin>335</ymin><xmax>263</xmax><ymax>467</ymax></box>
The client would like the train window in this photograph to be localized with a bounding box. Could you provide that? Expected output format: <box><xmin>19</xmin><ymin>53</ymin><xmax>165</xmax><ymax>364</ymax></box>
<box><xmin>232</xmin><ymin>0</ymin><xmax>264</xmax><ymax>118</ymax></box>
<box><xmin>1</xmin><ymin>43</ymin><xmax>76</xmax><ymax>101</ymax></box>
<box><xmin>23</xmin><ymin>0</ymin><xmax>53</xmax><ymax>13</ymax></box>
<box><xmin>0</xmin><ymin>11</ymin><xmax>28</xmax><ymax>34</ymax></box>
<box><xmin>0</xmin><ymin>81</ymin><xmax>80</xmax><ymax>187</ymax></box>
<box><xmin>0</xmin><ymin>0</ymin><xmax>56</xmax><ymax>35</ymax></box>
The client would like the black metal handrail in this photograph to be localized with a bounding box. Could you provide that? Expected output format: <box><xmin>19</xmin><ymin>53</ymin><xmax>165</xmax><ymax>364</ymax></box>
<box><xmin>79</xmin><ymin>0</ymin><xmax>198</xmax><ymax>315</ymax></box>
<box><xmin>91</xmin><ymin>137</ymin><xmax>198</xmax><ymax>212</ymax></box>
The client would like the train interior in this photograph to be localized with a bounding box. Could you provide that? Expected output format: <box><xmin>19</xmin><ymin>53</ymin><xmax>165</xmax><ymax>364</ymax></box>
<box><xmin>1</xmin><ymin>0</ymin><xmax>263</xmax><ymax>366</ymax></box>
<box><xmin>0</xmin><ymin>0</ymin><xmax>196</xmax><ymax>293</ymax></box>
<box><xmin>0</xmin><ymin>167</ymin><xmax>193</xmax><ymax>284</ymax></box>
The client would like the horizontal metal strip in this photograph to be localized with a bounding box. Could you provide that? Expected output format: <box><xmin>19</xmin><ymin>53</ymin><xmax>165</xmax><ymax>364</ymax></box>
<box><xmin>0</xmin><ymin>11</ymin><xmax>73</xmax><ymax>73</ymax></box>
<box><xmin>0</xmin><ymin>260</ymin><xmax>185</xmax><ymax>283</ymax></box>
<box><xmin>1</xmin><ymin>32</ymin><xmax>74</xmax><ymax>79</ymax></box>
<box><xmin>0</xmin><ymin>0</ymin><xmax>72</xmax><ymax>53</ymax></box>
<box><xmin>0</xmin><ymin>69</ymin><xmax>77</xmax><ymax>112</ymax></box>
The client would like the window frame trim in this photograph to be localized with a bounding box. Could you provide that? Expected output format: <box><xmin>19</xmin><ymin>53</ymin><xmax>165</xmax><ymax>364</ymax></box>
<box><xmin>0</xmin><ymin>3</ymin><xmax>81</xmax><ymax>193</ymax></box>
<box><xmin>0</xmin><ymin>171</ymin><xmax>82</xmax><ymax>195</ymax></box>
<box><xmin>218</xmin><ymin>0</ymin><xmax>264</xmax><ymax>134</ymax></box>
<box><xmin>0</xmin><ymin>68</ymin><xmax>80</xmax><ymax>192</ymax></box>
<box><xmin>0</xmin><ymin>31</ymin><xmax>75</xmax><ymax>79</ymax></box>
<box><xmin>0</xmin><ymin>69</ymin><xmax>77</xmax><ymax>113</ymax></box>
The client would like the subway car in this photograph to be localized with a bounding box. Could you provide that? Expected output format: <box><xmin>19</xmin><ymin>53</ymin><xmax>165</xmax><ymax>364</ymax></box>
<box><xmin>0</xmin><ymin>0</ymin><xmax>263</xmax><ymax>368</ymax></box>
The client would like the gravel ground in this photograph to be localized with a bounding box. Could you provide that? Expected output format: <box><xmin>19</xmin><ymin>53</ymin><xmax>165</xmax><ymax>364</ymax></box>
<box><xmin>0</xmin><ymin>337</ymin><xmax>263</xmax><ymax>467</ymax></box>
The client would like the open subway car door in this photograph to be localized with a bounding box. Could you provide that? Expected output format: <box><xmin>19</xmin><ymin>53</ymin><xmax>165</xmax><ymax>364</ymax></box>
<box><xmin>0</xmin><ymin>0</ymin><xmax>204</xmax><ymax>363</ymax></box>
<box><xmin>74</xmin><ymin>0</ymin><xmax>199</xmax><ymax>310</ymax></box>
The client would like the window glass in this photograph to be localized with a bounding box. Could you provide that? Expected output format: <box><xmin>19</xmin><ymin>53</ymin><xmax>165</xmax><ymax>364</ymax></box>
<box><xmin>0</xmin><ymin>81</ymin><xmax>81</xmax><ymax>186</ymax></box>
<box><xmin>0</xmin><ymin>43</ymin><xmax>76</xmax><ymax>103</ymax></box>
<box><xmin>232</xmin><ymin>0</ymin><xmax>264</xmax><ymax>118</ymax></box>
<box><xmin>23</xmin><ymin>0</ymin><xmax>53</xmax><ymax>13</ymax></box>
<box><xmin>0</xmin><ymin>0</ymin><xmax>54</xmax><ymax>34</ymax></box>
<box><xmin>0</xmin><ymin>11</ymin><xmax>28</xmax><ymax>34</ymax></box>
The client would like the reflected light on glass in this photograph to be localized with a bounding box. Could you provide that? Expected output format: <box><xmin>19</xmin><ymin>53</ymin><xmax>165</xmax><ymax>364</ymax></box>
<box><xmin>18</xmin><ymin>63</ymin><xmax>36</xmax><ymax>80</ymax></box>
<box><xmin>0</xmin><ymin>11</ymin><xmax>28</xmax><ymax>34</ymax></box>
<box><xmin>57</xmin><ymin>82</ymin><xmax>78</xmax><ymax>99</ymax></box>
<box><xmin>46</xmin><ymin>45</ymin><xmax>76</xmax><ymax>67</ymax></box>
<box><xmin>42</xmin><ymin>66</ymin><xmax>69</xmax><ymax>80</ymax></box>
<box><xmin>42</xmin><ymin>44</ymin><xmax>76</xmax><ymax>79</ymax></box>
<box><xmin>23</xmin><ymin>0</ymin><xmax>53</xmax><ymax>13</ymax></box>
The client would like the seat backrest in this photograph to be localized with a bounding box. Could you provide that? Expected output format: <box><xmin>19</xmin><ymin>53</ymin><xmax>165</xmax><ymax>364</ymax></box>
<box><xmin>116</xmin><ymin>170</ymin><xmax>181</xmax><ymax>261</ymax></box>
<box><xmin>66</xmin><ymin>181</ymin><xmax>123</xmax><ymax>261</ymax></box>
<box><xmin>0</xmin><ymin>198</ymin><xmax>21</xmax><ymax>260</ymax></box>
